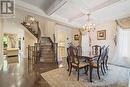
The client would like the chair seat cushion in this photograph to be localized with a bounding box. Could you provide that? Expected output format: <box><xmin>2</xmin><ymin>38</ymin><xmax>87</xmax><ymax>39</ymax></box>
<box><xmin>72</xmin><ymin>62</ymin><xmax>88</xmax><ymax>68</ymax></box>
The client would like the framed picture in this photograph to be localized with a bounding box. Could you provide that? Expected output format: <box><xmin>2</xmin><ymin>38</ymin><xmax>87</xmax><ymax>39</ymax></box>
<box><xmin>97</xmin><ymin>30</ymin><xmax>106</xmax><ymax>40</ymax></box>
<box><xmin>74</xmin><ymin>34</ymin><xmax>79</xmax><ymax>40</ymax></box>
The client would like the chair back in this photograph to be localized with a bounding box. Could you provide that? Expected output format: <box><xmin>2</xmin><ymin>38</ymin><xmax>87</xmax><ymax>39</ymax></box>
<box><xmin>76</xmin><ymin>45</ymin><xmax>82</xmax><ymax>56</ymax></box>
<box><xmin>67</xmin><ymin>46</ymin><xmax>74</xmax><ymax>61</ymax></box>
<box><xmin>97</xmin><ymin>45</ymin><xmax>106</xmax><ymax>64</ymax></box>
<box><xmin>92</xmin><ymin>45</ymin><xmax>101</xmax><ymax>56</ymax></box>
<box><xmin>104</xmin><ymin>46</ymin><xmax>109</xmax><ymax>63</ymax></box>
<box><xmin>67</xmin><ymin>46</ymin><xmax>79</xmax><ymax>65</ymax></box>
<box><xmin>71</xmin><ymin>47</ymin><xmax>79</xmax><ymax>65</ymax></box>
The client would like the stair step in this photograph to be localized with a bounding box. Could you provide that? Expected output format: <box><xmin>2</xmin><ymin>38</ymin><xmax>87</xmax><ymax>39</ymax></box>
<box><xmin>40</xmin><ymin>59</ymin><xmax>55</xmax><ymax>62</ymax></box>
<box><xmin>41</xmin><ymin>55</ymin><xmax>54</xmax><ymax>58</ymax></box>
<box><xmin>40</xmin><ymin>51</ymin><xmax>53</xmax><ymax>54</ymax></box>
<box><xmin>41</xmin><ymin>53</ymin><xmax>54</xmax><ymax>55</ymax></box>
<box><xmin>41</xmin><ymin>44</ymin><xmax>52</xmax><ymax>47</ymax></box>
<box><xmin>40</xmin><ymin>47</ymin><xmax>52</xmax><ymax>49</ymax></box>
<box><xmin>41</xmin><ymin>49</ymin><xmax>52</xmax><ymax>53</ymax></box>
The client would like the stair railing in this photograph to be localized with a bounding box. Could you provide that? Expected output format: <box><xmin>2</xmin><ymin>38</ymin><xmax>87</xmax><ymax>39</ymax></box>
<box><xmin>21</xmin><ymin>21</ymin><xmax>41</xmax><ymax>41</ymax></box>
<box><xmin>28</xmin><ymin>45</ymin><xmax>35</xmax><ymax>64</ymax></box>
<box><xmin>36</xmin><ymin>22</ymin><xmax>41</xmax><ymax>42</ymax></box>
<box><xmin>28</xmin><ymin>43</ymin><xmax>41</xmax><ymax>64</ymax></box>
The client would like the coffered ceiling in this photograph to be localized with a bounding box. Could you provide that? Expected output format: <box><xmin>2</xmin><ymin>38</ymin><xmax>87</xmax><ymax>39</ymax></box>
<box><xmin>16</xmin><ymin>0</ymin><xmax>130</xmax><ymax>27</ymax></box>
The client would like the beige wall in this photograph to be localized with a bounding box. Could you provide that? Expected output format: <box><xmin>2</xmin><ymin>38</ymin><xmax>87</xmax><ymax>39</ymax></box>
<box><xmin>0</xmin><ymin>19</ymin><xmax>3</xmax><ymax>70</ymax></box>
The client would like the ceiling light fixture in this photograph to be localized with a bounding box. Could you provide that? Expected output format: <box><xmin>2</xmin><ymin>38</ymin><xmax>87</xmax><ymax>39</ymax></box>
<box><xmin>82</xmin><ymin>14</ymin><xmax>96</xmax><ymax>32</ymax></box>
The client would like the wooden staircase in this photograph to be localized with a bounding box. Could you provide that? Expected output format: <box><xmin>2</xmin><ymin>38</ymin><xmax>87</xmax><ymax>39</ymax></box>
<box><xmin>21</xmin><ymin>21</ymin><xmax>41</xmax><ymax>41</ymax></box>
<box><xmin>40</xmin><ymin>37</ymin><xmax>55</xmax><ymax>62</ymax></box>
<box><xmin>22</xmin><ymin>21</ymin><xmax>58</xmax><ymax>63</ymax></box>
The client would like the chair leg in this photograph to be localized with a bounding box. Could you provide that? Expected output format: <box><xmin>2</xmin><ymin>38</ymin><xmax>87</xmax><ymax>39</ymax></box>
<box><xmin>106</xmin><ymin>56</ymin><xmax>108</xmax><ymax>70</ymax></box>
<box><xmin>84</xmin><ymin>66</ymin><xmax>89</xmax><ymax>75</ymax></box>
<box><xmin>103</xmin><ymin>63</ymin><xmax>106</xmax><ymax>73</ymax></box>
<box><xmin>106</xmin><ymin>63</ymin><xmax>108</xmax><ymax>70</ymax></box>
<box><xmin>69</xmin><ymin>65</ymin><xmax>72</xmax><ymax>76</ymax></box>
<box><xmin>67</xmin><ymin>57</ymin><xmax>70</xmax><ymax>71</ymax></box>
<box><xmin>97</xmin><ymin>68</ymin><xmax>100</xmax><ymax>79</ymax></box>
<box><xmin>77</xmin><ymin>68</ymin><xmax>79</xmax><ymax>81</ymax></box>
<box><xmin>101</xmin><ymin>64</ymin><xmax>104</xmax><ymax>75</ymax></box>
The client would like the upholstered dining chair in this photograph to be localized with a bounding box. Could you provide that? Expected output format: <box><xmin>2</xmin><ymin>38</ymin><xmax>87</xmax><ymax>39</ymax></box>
<box><xmin>88</xmin><ymin>46</ymin><xmax>106</xmax><ymax>79</ymax></box>
<box><xmin>68</xmin><ymin>46</ymin><xmax>89</xmax><ymax>81</ymax></box>
<box><xmin>92</xmin><ymin>45</ymin><xmax>101</xmax><ymax>56</ymax></box>
<box><xmin>67</xmin><ymin>46</ymin><xmax>74</xmax><ymax>71</ymax></box>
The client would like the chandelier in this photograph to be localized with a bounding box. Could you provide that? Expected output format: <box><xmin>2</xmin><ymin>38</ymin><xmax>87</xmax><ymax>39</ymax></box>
<box><xmin>82</xmin><ymin>14</ymin><xmax>96</xmax><ymax>32</ymax></box>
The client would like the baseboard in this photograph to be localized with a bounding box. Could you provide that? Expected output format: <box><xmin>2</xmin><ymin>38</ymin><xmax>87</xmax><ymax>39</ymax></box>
<box><xmin>108</xmin><ymin>62</ymin><xmax>130</xmax><ymax>69</ymax></box>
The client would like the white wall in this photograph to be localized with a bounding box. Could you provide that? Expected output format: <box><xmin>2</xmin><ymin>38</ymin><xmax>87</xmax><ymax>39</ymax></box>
<box><xmin>24</xmin><ymin>30</ymin><xmax>37</xmax><ymax>58</ymax></box>
<box><xmin>3</xmin><ymin>19</ymin><xmax>25</xmax><ymax>47</ymax></box>
<box><xmin>55</xmin><ymin>24</ymin><xmax>79</xmax><ymax>61</ymax></box>
<box><xmin>3</xmin><ymin>19</ymin><xmax>37</xmax><ymax>58</ymax></box>
<box><xmin>90</xmin><ymin>21</ymin><xmax>116</xmax><ymax>62</ymax></box>
<box><xmin>3</xmin><ymin>19</ymin><xmax>25</xmax><ymax>57</ymax></box>
<box><xmin>0</xmin><ymin>19</ymin><xmax>4</xmax><ymax>70</ymax></box>
<box><xmin>43</xmin><ymin>21</ymin><xmax>56</xmax><ymax>42</ymax></box>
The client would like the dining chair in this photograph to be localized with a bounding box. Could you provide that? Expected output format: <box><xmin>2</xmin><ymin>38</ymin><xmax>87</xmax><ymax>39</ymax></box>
<box><xmin>92</xmin><ymin>45</ymin><xmax>101</xmax><ymax>56</ymax></box>
<box><xmin>89</xmin><ymin>46</ymin><xmax>106</xmax><ymax>79</ymax></box>
<box><xmin>68</xmin><ymin>46</ymin><xmax>89</xmax><ymax>81</ymax></box>
<box><xmin>100</xmin><ymin>46</ymin><xmax>107</xmax><ymax>74</ymax></box>
<box><xmin>67</xmin><ymin>46</ymin><xmax>74</xmax><ymax>71</ymax></box>
<box><xmin>104</xmin><ymin>46</ymin><xmax>109</xmax><ymax>70</ymax></box>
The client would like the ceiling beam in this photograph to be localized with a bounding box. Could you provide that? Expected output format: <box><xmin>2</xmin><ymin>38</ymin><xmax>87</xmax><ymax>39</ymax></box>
<box><xmin>45</xmin><ymin>0</ymin><xmax>68</xmax><ymax>15</ymax></box>
<box><xmin>69</xmin><ymin>0</ymin><xmax>120</xmax><ymax>22</ymax></box>
<box><xmin>69</xmin><ymin>13</ymin><xmax>85</xmax><ymax>22</ymax></box>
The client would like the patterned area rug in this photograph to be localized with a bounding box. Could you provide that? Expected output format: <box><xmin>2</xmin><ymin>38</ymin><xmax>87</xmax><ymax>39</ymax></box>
<box><xmin>41</xmin><ymin>65</ymin><xmax>129</xmax><ymax>87</ymax></box>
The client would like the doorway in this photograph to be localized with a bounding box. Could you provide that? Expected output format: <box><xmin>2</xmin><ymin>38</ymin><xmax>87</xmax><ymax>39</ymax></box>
<box><xmin>58</xmin><ymin>31</ymin><xmax>66</xmax><ymax>61</ymax></box>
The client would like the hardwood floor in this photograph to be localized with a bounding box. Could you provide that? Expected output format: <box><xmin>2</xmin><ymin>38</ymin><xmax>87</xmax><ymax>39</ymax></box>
<box><xmin>0</xmin><ymin>59</ymin><xmax>58</xmax><ymax>87</ymax></box>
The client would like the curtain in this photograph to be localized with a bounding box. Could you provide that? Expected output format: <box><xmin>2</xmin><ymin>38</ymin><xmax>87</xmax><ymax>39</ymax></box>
<box><xmin>113</xmin><ymin>28</ymin><xmax>130</xmax><ymax>67</ymax></box>
<box><xmin>116</xmin><ymin>17</ymin><xmax>130</xmax><ymax>29</ymax></box>
<box><xmin>78</xmin><ymin>29</ymin><xmax>82</xmax><ymax>56</ymax></box>
<box><xmin>81</xmin><ymin>34</ymin><xmax>89</xmax><ymax>56</ymax></box>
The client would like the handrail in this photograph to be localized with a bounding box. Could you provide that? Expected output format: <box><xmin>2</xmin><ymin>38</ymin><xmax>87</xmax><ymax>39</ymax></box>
<box><xmin>36</xmin><ymin>22</ymin><xmax>41</xmax><ymax>42</ymax></box>
<box><xmin>21</xmin><ymin>21</ymin><xmax>42</xmax><ymax>41</ymax></box>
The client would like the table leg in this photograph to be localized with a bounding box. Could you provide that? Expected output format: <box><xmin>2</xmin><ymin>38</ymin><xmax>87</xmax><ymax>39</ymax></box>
<box><xmin>90</xmin><ymin>66</ymin><xmax>93</xmax><ymax>82</ymax></box>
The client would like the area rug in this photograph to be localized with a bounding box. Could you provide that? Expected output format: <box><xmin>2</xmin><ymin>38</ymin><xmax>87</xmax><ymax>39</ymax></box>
<box><xmin>41</xmin><ymin>65</ymin><xmax>129</xmax><ymax>87</ymax></box>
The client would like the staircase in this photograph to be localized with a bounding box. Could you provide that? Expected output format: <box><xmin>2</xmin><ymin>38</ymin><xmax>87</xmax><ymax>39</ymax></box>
<box><xmin>40</xmin><ymin>37</ymin><xmax>55</xmax><ymax>62</ymax></box>
<box><xmin>21</xmin><ymin>21</ymin><xmax>58</xmax><ymax>63</ymax></box>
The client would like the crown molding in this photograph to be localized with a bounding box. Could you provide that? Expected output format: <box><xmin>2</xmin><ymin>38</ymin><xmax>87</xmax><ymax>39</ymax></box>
<box><xmin>45</xmin><ymin>0</ymin><xmax>68</xmax><ymax>15</ymax></box>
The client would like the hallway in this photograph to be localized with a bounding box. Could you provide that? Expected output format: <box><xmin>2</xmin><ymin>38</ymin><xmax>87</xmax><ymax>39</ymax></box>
<box><xmin>0</xmin><ymin>59</ymin><xmax>58</xmax><ymax>87</ymax></box>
